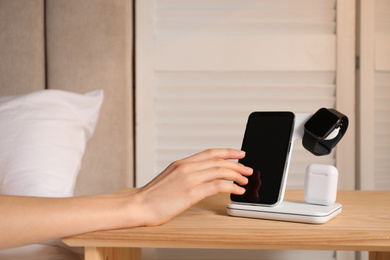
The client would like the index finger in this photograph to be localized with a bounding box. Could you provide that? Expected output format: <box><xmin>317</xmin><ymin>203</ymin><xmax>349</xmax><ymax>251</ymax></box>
<box><xmin>180</xmin><ymin>148</ymin><xmax>246</xmax><ymax>163</ymax></box>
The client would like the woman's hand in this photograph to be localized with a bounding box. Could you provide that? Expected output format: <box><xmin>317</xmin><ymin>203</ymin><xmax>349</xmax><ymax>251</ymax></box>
<box><xmin>130</xmin><ymin>148</ymin><xmax>253</xmax><ymax>226</ymax></box>
<box><xmin>0</xmin><ymin>148</ymin><xmax>252</xmax><ymax>249</ymax></box>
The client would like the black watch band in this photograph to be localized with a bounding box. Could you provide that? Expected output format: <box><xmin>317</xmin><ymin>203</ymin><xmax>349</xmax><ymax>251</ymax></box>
<box><xmin>303</xmin><ymin>108</ymin><xmax>349</xmax><ymax>156</ymax></box>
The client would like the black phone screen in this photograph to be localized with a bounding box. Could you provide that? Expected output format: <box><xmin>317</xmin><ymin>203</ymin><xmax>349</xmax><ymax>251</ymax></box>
<box><xmin>231</xmin><ymin>112</ymin><xmax>295</xmax><ymax>205</ymax></box>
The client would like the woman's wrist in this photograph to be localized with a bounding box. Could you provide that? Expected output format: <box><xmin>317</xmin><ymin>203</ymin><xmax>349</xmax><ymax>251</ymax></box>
<box><xmin>109</xmin><ymin>191</ymin><xmax>147</xmax><ymax>230</ymax></box>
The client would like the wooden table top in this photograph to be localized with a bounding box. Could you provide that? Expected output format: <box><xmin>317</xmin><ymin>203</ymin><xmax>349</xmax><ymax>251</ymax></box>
<box><xmin>63</xmin><ymin>190</ymin><xmax>390</xmax><ymax>252</ymax></box>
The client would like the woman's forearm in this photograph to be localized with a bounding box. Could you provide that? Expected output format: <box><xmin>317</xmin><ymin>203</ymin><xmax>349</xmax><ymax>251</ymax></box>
<box><xmin>0</xmin><ymin>192</ymin><xmax>140</xmax><ymax>249</ymax></box>
<box><xmin>0</xmin><ymin>148</ymin><xmax>252</xmax><ymax>250</ymax></box>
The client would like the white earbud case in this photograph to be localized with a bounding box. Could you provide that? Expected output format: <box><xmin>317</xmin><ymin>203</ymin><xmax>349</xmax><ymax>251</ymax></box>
<box><xmin>304</xmin><ymin>164</ymin><xmax>338</xmax><ymax>206</ymax></box>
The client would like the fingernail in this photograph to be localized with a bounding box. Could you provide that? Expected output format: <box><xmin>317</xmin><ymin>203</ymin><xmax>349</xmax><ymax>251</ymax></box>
<box><xmin>239</xmin><ymin>150</ymin><xmax>246</xmax><ymax>156</ymax></box>
<box><xmin>246</xmin><ymin>166</ymin><xmax>253</xmax><ymax>173</ymax></box>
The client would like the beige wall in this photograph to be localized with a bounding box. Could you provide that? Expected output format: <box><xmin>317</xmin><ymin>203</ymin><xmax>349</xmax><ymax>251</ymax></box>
<box><xmin>0</xmin><ymin>0</ymin><xmax>45</xmax><ymax>94</ymax></box>
<box><xmin>0</xmin><ymin>0</ymin><xmax>134</xmax><ymax>195</ymax></box>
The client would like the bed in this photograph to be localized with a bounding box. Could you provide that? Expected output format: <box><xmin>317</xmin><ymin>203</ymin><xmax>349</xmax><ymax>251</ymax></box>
<box><xmin>0</xmin><ymin>0</ymin><xmax>134</xmax><ymax>258</ymax></box>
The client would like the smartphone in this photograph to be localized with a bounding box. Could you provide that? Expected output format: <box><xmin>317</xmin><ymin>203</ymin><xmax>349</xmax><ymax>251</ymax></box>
<box><xmin>231</xmin><ymin>111</ymin><xmax>295</xmax><ymax>206</ymax></box>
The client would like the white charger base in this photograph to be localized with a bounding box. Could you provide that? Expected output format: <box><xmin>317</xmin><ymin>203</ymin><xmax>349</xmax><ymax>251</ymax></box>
<box><xmin>227</xmin><ymin>200</ymin><xmax>342</xmax><ymax>224</ymax></box>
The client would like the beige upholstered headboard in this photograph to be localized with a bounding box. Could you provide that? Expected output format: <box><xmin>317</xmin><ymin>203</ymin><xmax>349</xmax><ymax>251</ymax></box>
<box><xmin>0</xmin><ymin>0</ymin><xmax>134</xmax><ymax>195</ymax></box>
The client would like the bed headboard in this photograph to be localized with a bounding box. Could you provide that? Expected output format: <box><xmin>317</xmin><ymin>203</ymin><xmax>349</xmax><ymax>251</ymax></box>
<box><xmin>0</xmin><ymin>0</ymin><xmax>134</xmax><ymax>195</ymax></box>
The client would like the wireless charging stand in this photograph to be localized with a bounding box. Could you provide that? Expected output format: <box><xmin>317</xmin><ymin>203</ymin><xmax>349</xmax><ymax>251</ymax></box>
<box><xmin>227</xmin><ymin>200</ymin><xmax>342</xmax><ymax>224</ymax></box>
<box><xmin>226</xmin><ymin>113</ymin><xmax>342</xmax><ymax>224</ymax></box>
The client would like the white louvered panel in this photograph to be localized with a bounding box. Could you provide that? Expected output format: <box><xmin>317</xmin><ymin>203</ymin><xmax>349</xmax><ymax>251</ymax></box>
<box><xmin>156</xmin><ymin>35</ymin><xmax>335</xmax><ymax>71</ymax></box>
<box><xmin>156</xmin><ymin>71</ymin><xmax>336</xmax><ymax>85</ymax></box>
<box><xmin>155</xmin><ymin>71</ymin><xmax>337</xmax><ymax>189</ymax></box>
<box><xmin>156</xmin><ymin>97</ymin><xmax>334</xmax><ymax>112</ymax></box>
<box><xmin>375</xmin><ymin>35</ymin><xmax>390</xmax><ymax>71</ymax></box>
<box><xmin>156</xmin><ymin>11</ymin><xmax>335</xmax><ymax>34</ymax></box>
<box><xmin>374</xmin><ymin>0</ymin><xmax>390</xmax><ymax>191</ymax></box>
<box><xmin>152</xmin><ymin>0</ymin><xmax>337</xmax><ymax>193</ymax></box>
<box><xmin>137</xmin><ymin>0</ymin><xmax>354</xmax><ymax>260</ymax></box>
<box><xmin>374</xmin><ymin>72</ymin><xmax>390</xmax><ymax>190</ymax></box>
<box><xmin>155</xmin><ymin>0</ymin><xmax>335</xmax><ymax>9</ymax></box>
<box><xmin>376</xmin><ymin>0</ymin><xmax>390</xmax><ymax>35</ymax></box>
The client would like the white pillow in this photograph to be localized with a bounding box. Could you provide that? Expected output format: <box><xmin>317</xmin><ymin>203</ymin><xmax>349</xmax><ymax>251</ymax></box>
<box><xmin>0</xmin><ymin>89</ymin><xmax>103</xmax><ymax>197</ymax></box>
<box><xmin>0</xmin><ymin>89</ymin><xmax>103</xmax><ymax>259</ymax></box>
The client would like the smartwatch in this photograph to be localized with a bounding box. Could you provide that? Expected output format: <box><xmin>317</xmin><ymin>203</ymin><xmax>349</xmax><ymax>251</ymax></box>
<box><xmin>303</xmin><ymin>108</ymin><xmax>349</xmax><ymax>156</ymax></box>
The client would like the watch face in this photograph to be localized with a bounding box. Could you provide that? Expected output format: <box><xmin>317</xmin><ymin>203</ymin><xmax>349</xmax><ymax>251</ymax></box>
<box><xmin>305</xmin><ymin>108</ymin><xmax>340</xmax><ymax>138</ymax></box>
